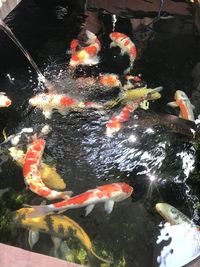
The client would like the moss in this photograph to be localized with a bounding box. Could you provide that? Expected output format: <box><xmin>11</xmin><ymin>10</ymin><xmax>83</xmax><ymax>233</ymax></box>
<box><xmin>0</xmin><ymin>189</ymin><xmax>30</xmax><ymax>243</ymax></box>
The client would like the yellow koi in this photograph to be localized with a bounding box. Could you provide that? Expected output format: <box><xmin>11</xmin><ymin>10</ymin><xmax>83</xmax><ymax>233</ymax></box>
<box><xmin>11</xmin><ymin>208</ymin><xmax>111</xmax><ymax>265</ymax></box>
<box><xmin>8</xmin><ymin>147</ymin><xmax>66</xmax><ymax>190</ymax></box>
<box><xmin>104</xmin><ymin>86</ymin><xmax>162</xmax><ymax>109</ymax></box>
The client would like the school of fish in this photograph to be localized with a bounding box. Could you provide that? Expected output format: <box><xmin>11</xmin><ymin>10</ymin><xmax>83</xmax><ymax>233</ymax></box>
<box><xmin>0</xmin><ymin>29</ymin><xmax>198</xmax><ymax>267</ymax></box>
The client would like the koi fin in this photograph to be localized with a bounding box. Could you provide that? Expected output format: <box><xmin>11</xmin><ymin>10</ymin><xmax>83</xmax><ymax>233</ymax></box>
<box><xmin>110</xmin><ymin>41</ymin><xmax>117</xmax><ymax>48</ymax></box>
<box><xmin>51</xmin><ymin>236</ymin><xmax>62</xmax><ymax>257</ymax></box>
<box><xmin>2</xmin><ymin>127</ymin><xmax>7</xmax><ymax>142</ymax></box>
<box><xmin>167</xmin><ymin>101</ymin><xmax>178</xmax><ymax>108</ymax></box>
<box><xmin>123</xmin><ymin>66</ymin><xmax>131</xmax><ymax>74</ymax></box>
<box><xmin>140</xmin><ymin>100</ymin><xmax>149</xmax><ymax>110</ymax></box>
<box><xmin>120</xmin><ymin>50</ymin><xmax>126</xmax><ymax>56</ymax></box>
<box><xmin>28</xmin><ymin>230</ymin><xmax>39</xmax><ymax>249</ymax></box>
<box><xmin>85</xmin><ymin>204</ymin><xmax>95</xmax><ymax>216</ymax></box>
<box><xmin>59</xmin><ymin>190</ymin><xmax>73</xmax><ymax>200</ymax></box>
<box><xmin>104</xmin><ymin>200</ymin><xmax>114</xmax><ymax>214</ymax></box>
<box><xmin>24</xmin><ymin>205</ymin><xmax>50</xmax><ymax>218</ymax></box>
<box><xmin>85</xmin><ymin>30</ymin><xmax>96</xmax><ymax>44</ymax></box>
<box><xmin>88</xmin><ymin>249</ymin><xmax>113</xmax><ymax>266</ymax></box>
<box><xmin>58</xmin><ymin>108</ymin><xmax>68</xmax><ymax>116</ymax></box>
<box><xmin>43</xmin><ymin>109</ymin><xmax>53</xmax><ymax>119</ymax></box>
<box><xmin>191</xmin><ymin>104</ymin><xmax>195</xmax><ymax>109</ymax></box>
<box><xmin>84</xmin><ymin>56</ymin><xmax>100</xmax><ymax>66</ymax></box>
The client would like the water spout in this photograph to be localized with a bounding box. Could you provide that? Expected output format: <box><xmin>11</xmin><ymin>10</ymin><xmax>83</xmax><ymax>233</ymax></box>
<box><xmin>0</xmin><ymin>18</ymin><xmax>55</xmax><ymax>92</ymax></box>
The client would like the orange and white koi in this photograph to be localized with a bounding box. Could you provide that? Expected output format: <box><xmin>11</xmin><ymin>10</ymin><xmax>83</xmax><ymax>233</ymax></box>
<box><xmin>110</xmin><ymin>32</ymin><xmax>137</xmax><ymax>74</ymax></box>
<box><xmin>26</xmin><ymin>182</ymin><xmax>133</xmax><ymax>218</ymax></box>
<box><xmin>106</xmin><ymin>87</ymin><xmax>163</xmax><ymax>137</ymax></box>
<box><xmin>23</xmin><ymin>138</ymin><xmax>72</xmax><ymax>200</ymax></box>
<box><xmin>0</xmin><ymin>92</ymin><xmax>11</xmax><ymax>107</ymax></box>
<box><xmin>99</xmin><ymin>73</ymin><xmax>121</xmax><ymax>88</ymax></box>
<box><xmin>29</xmin><ymin>93</ymin><xmax>84</xmax><ymax>119</ymax></box>
<box><xmin>167</xmin><ymin>90</ymin><xmax>195</xmax><ymax>121</ymax></box>
<box><xmin>69</xmin><ymin>30</ymin><xmax>101</xmax><ymax>67</ymax></box>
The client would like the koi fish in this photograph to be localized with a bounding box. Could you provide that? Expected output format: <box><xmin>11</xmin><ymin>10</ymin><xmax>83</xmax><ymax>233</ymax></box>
<box><xmin>0</xmin><ymin>92</ymin><xmax>11</xmax><ymax>107</ymax></box>
<box><xmin>110</xmin><ymin>32</ymin><xmax>137</xmax><ymax>74</ymax></box>
<box><xmin>29</xmin><ymin>93</ymin><xmax>84</xmax><ymax>119</ymax></box>
<box><xmin>127</xmin><ymin>112</ymin><xmax>197</xmax><ymax>139</ymax></box>
<box><xmin>9</xmin><ymin>146</ymin><xmax>66</xmax><ymax>190</ymax></box>
<box><xmin>11</xmin><ymin>208</ymin><xmax>111</xmax><ymax>265</ymax></box>
<box><xmin>23</xmin><ymin>138</ymin><xmax>72</xmax><ymax>199</ymax></box>
<box><xmin>167</xmin><ymin>90</ymin><xmax>195</xmax><ymax>121</ymax></box>
<box><xmin>104</xmin><ymin>86</ymin><xmax>162</xmax><ymax>109</ymax></box>
<box><xmin>155</xmin><ymin>203</ymin><xmax>193</xmax><ymax>225</ymax></box>
<box><xmin>122</xmin><ymin>87</ymin><xmax>162</xmax><ymax>102</ymax></box>
<box><xmin>26</xmin><ymin>182</ymin><xmax>133</xmax><ymax>218</ymax></box>
<box><xmin>99</xmin><ymin>73</ymin><xmax>121</xmax><ymax>88</ymax></box>
<box><xmin>106</xmin><ymin>87</ymin><xmax>163</xmax><ymax>137</ymax></box>
<box><xmin>69</xmin><ymin>30</ymin><xmax>101</xmax><ymax>67</ymax></box>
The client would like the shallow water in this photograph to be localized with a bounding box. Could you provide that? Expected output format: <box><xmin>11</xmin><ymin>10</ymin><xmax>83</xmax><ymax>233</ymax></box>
<box><xmin>0</xmin><ymin>1</ymin><xmax>200</xmax><ymax>267</ymax></box>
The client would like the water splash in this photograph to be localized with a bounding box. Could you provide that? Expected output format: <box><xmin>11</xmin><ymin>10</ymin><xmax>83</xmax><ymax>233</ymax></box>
<box><xmin>112</xmin><ymin>14</ymin><xmax>117</xmax><ymax>32</ymax></box>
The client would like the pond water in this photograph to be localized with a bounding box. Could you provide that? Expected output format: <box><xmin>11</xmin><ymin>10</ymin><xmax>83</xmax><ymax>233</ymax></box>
<box><xmin>0</xmin><ymin>1</ymin><xmax>200</xmax><ymax>267</ymax></box>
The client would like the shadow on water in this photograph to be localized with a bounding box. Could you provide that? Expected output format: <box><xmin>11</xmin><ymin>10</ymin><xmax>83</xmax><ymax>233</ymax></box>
<box><xmin>0</xmin><ymin>0</ymin><xmax>200</xmax><ymax>267</ymax></box>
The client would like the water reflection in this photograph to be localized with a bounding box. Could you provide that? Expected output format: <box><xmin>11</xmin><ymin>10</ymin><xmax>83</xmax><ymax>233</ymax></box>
<box><xmin>156</xmin><ymin>222</ymin><xmax>200</xmax><ymax>267</ymax></box>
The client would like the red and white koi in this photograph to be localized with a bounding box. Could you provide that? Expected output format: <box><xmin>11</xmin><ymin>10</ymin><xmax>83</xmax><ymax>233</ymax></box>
<box><xmin>26</xmin><ymin>182</ymin><xmax>133</xmax><ymax>218</ymax></box>
<box><xmin>106</xmin><ymin>87</ymin><xmax>163</xmax><ymax>137</ymax></box>
<box><xmin>109</xmin><ymin>32</ymin><xmax>137</xmax><ymax>74</ymax></box>
<box><xmin>0</xmin><ymin>92</ymin><xmax>11</xmax><ymax>107</ymax></box>
<box><xmin>99</xmin><ymin>73</ymin><xmax>121</xmax><ymax>88</ymax></box>
<box><xmin>69</xmin><ymin>30</ymin><xmax>101</xmax><ymax>67</ymax></box>
<box><xmin>167</xmin><ymin>90</ymin><xmax>195</xmax><ymax>121</ymax></box>
<box><xmin>23</xmin><ymin>138</ymin><xmax>72</xmax><ymax>200</ymax></box>
<box><xmin>29</xmin><ymin>93</ymin><xmax>84</xmax><ymax>119</ymax></box>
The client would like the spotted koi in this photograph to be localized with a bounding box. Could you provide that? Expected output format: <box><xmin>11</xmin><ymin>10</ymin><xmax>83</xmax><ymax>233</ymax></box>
<box><xmin>23</xmin><ymin>138</ymin><xmax>72</xmax><ymax>200</ymax></box>
<box><xmin>29</xmin><ymin>93</ymin><xmax>84</xmax><ymax>119</ymax></box>
<box><xmin>69</xmin><ymin>30</ymin><xmax>101</xmax><ymax>67</ymax></box>
<box><xmin>110</xmin><ymin>32</ymin><xmax>137</xmax><ymax>74</ymax></box>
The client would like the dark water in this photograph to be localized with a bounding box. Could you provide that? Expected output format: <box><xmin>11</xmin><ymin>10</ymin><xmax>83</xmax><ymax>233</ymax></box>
<box><xmin>0</xmin><ymin>1</ymin><xmax>200</xmax><ymax>267</ymax></box>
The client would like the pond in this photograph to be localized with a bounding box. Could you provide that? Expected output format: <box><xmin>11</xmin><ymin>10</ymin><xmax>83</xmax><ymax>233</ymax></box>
<box><xmin>0</xmin><ymin>1</ymin><xmax>200</xmax><ymax>267</ymax></box>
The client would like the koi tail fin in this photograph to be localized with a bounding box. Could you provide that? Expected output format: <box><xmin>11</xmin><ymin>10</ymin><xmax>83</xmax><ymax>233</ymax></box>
<box><xmin>59</xmin><ymin>190</ymin><xmax>73</xmax><ymax>200</ymax></box>
<box><xmin>85</xmin><ymin>30</ymin><xmax>96</xmax><ymax>44</ymax></box>
<box><xmin>103</xmin><ymin>97</ymin><xmax>121</xmax><ymax>109</ymax></box>
<box><xmin>88</xmin><ymin>249</ymin><xmax>113</xmax><ymax>267</ymax></box>
<box><xmin>23</xmin><ymin>204</ymin><xmax>50</xmax><ymax>218</ymax></box>
<box><xmin>124</xmin><ymin>66</ymin><xmax>131</xmax><ymax>75</ymax></box>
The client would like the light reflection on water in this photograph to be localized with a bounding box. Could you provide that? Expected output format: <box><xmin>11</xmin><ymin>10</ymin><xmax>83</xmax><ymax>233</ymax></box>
<box><xmin>156</xmin><ymin>223</ymin><xmax>200</xmax><ymax>267</ymax></box>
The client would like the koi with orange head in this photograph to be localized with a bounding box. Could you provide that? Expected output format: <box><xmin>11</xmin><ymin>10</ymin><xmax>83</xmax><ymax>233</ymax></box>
<box><xmin>25</xmin><ymin>182</ymin><xmax>133</xmax><ymax>218</ymax></box>
<box><xmin>167</xmin><ymin>90</ymin><xmax>195</xmax><ymax>121</ymax></box>
<box><xmin>0</xmin><ymin>92</ymin><xmax>11</xmax><ymax>107</ymax></box>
